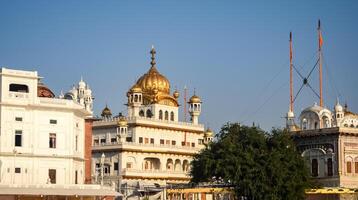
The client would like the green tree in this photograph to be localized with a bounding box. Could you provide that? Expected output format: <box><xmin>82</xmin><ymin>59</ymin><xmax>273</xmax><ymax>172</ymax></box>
<box><xmin>190</xmin><ymin>123</ymin><xmax>312</xmax><ymax>200</ymax></box>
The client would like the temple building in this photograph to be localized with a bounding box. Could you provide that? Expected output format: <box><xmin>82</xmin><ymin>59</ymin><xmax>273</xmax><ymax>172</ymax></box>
<box><xmin>286</xmin><ymin>21</ymin><xmax>358</xmax><ymax>189</ymax></box>
<box><xmin>0</xmin><ymin>67</ymin><xmax>116</xmax><ymax>199</ymax></box>
<box><xmin>91</xmin><ymin>47</ymin><xmax>213</xmax><ymax>199</ymax></box>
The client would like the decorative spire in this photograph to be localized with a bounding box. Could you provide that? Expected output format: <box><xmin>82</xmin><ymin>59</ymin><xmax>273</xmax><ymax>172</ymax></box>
<box><xmin>150</xmin><ymin>45</ymin><xmax>156</xmax><ymax>68</ymax></box>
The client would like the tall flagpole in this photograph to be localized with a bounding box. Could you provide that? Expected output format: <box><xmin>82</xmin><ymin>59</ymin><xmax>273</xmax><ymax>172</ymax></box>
<box><xmin>184</xmin><ymin>85</ymin><xmax>187</xmax><ymax>122</ymax></box>
<box><xmin>318</xmin><ymin>20</ymin><xmax>323</xmax><ymax>107</ymax></box>
<box><xmin>289</xmin><ymin>32</ymin><xmax>294</xmax><ymax>113</ymax></box>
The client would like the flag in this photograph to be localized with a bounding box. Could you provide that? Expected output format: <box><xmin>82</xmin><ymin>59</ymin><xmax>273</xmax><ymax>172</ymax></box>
<box><xmin>318</xmin><ymin>20</ymin><xmax>323</xmax><ymax>50</ymax></box>
<box><xmin>319</xmin><ymin>31</ymin><xmax>323</xmax><ymax>49</ymax></box>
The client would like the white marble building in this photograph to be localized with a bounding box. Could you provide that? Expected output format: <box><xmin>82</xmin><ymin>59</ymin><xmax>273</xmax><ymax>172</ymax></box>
<box><xmin>91</xmin><ymin>47</ymin><xmax>213</xmax><ymax>198</ymax></box>
<box><xmin>0</xmin><ymin>67</ymin><xmax>93</xmax><ymax>185</ymax></box>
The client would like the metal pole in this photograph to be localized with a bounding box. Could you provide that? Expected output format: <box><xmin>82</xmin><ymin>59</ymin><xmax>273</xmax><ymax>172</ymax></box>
<box><xmin>101</xmin><ymin>153</ymin><xmax>105</xmax><ymax>186</ymax></box>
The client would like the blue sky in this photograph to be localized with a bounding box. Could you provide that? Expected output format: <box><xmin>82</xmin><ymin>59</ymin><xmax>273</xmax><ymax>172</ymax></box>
<box><xmin>0</xmin><ymin>1</ymin><xmax>357</xmax><ymax>131</ymax></box>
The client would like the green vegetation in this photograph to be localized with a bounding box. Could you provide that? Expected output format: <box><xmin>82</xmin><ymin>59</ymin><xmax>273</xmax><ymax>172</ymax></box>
<box><xmin>190</xmin><ymin>123</ymin><xmax>312</xmax><ymax>200</ymax></box>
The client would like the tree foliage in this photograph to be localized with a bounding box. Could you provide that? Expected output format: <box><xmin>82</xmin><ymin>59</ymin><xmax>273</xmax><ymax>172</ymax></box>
<box><xmin>190</xmin><ymin>123</ymin><xmax>312</xmax><ymax>200</ymax></box>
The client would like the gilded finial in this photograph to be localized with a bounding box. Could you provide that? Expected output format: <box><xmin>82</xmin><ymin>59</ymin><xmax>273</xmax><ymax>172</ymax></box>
<box><xmin>150</xmin><ymin>45</ymin><xmax>156</xmax><ymax>68</ymax></box>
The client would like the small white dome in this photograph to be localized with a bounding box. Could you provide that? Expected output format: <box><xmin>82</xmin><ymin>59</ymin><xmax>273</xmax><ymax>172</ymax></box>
<box><xmin>335</xmin><ymin>102</ymin><xmax>343</xmax><ymax>112</ymax></box>
<box><xmin>78</xmin><ymin>77</ymin><xmax>86</xmax><ymax>88</ymax></box>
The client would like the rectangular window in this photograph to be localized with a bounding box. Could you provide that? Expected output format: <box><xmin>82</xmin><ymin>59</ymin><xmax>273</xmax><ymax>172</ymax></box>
<box><xmin>150</xmin><ymin>138</ymin><xmax>154</xmax><ymax>144</ymax></box>
<box><xmin>126</xmin><ymin>162</ymin><xmax>132</xmax><ymax>169</ymax></box>
<box><xmin>126</xmin><ymin>137</ymin><xmax>132</xmax><ymax>142</ymax></box>
<box><xmin>166</xmin><ymin>140</ymin><xmax>170</xmax><ymax>145</ymax></box>
<box><xmin>191</xmin><ymin>142</ymin><xmax>195</xmax><ymax>147</ymax></box>
<box><xmin>75</xmin><ymin>170</ymin><xmax>78</xmax><ymax>184</ymax></box>
<box><xmin>172</xmin><ymin>141</ymin><xmax>176</xmax><ymax>146</ymax></box>
<box><xmin>100</xmin><ymin>138</ymin><xmax>106</xmax><ymax>144</ymax></box>
<box><xmin>15</xmin><ymin>167</ymin><xmax>21</xmax><ymax>173</ymax></box>
<box><xmin>198</xmin><ymin>139</ymin><xmax>203</xmax><ymax>145</ymax></box>
<box><xmin>15</xmin><ymin>130</ymin><xmax>22</xmax><ymax>147</ymax></box>
<box><xmin>144</xmin><ymin>138</ymin><xmax>149</xmax><ymax>144</ymax></box>
<box><xmin>94</xmin><ymin>138</ymin><xmax>99</xmax><ymax>145</ymax></box>
<box><xmin>160</xmin><ymin>139</ymin><xmax>164</xmax><ymax>145</ymax></box>
<box><xmin>347</xmin><ymin>162</ymin><xmax>352</xmax><ymax>173</ymax></box>
<box><xmin>49</xmin><ymin>133</ymin><xmax>56</xmax><ymax>148</ymax></box>
<box><xmin>186</xmin><ymin>142</ymin><xmax>190</xmax><ymax>146</ymax></box>
<box><xmin>114</xmin><ymin>162</ymin><xmax>119</xmax><ymax>170</ymax></box>
<box><xmin>182</xmin><ymin>141</ymin><xmax>186</xmax><ymax>146</ymax></box>
<box><xmin>75</xmin><ymin>135</ymin><xmax>78</xmax><ymax>151</ymax></box>
<box><xmin>111</xmin><ymin>137</ymin><xmax>117</xmax><ymax>143</ymax></box>
<box><xmin>139</xmin><ymin>137</ymin><xmax>143</xmax><ymax>143</ymax></box>
<box><xmin>49</xmin><ymin>169</ymin><xmax>56</xmax><ymax>184</ymax></box>
<box><xmin>15</xmin><ymin>117</ymin><xmax>22</xmax><ymax>122</ymax></box>
<box><xmin>50</xmin><ymin>119</ymin><xmax>57</xmax><ymax>124</ymax></box>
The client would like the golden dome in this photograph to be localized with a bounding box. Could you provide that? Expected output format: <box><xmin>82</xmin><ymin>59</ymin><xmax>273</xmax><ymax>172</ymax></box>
<box><xmin>173</xmin><ymin>90</ymin><xmax>180</xmax><ymax>99</ymax></box>
<box><xmin>130</xmin><ymin>84</ymin><xmax>142</xmax><ymax>93</ymax></box>
<box><xmin>189</xmin><ymin>94</ymin><xmax>202</xmax><ymax>103</ymax></box>
<box><xmin>101</xmin><ymin>105</ymin><xmax>112</xmax><ymax>117</ymax></box>
<box><xmin>117</xmin><ymin>116</ymin><xmax>128</xmax><ymax>127</ymax></box>
<box><xmin>136</xmin><ymin>66</ymin><xmax>170</xmax><ymax>95</ymax></box>
<box><xmin>204</xmin><ymin>128</ymin><xmax>214</xmax><ymax>137</ymax></box>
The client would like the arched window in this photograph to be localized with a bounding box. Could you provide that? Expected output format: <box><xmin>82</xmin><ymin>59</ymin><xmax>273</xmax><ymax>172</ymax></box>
<box><xmin>146</xmin><ymin>110</ymin><xmax>153</xmax><ymax>118</ymax></box>
<box><xmin>194</xmin><ymin>104</ymin><xmax>198</xmax><ymax>111</ymax></box>
<box><xmin>165</xmin><ymin>111</ymin><xmax>169</xmax><ymax>120</ymax></box>
<box><xmin>138</xmin><ymin>95</ymin><xmax>141</xmax><ymax>102</ymax></box>
<box><xmin>314</xmin><ymin>122</ymin><xmax>318</xmax><ymax>129</ymax></box>
<box><xmin>9</xmin><ymin>84</ymin><xmax>29</xmax><ymax>93</ymax></box>
<box><xmin>327</xmin><ymin>158</ymin><xmax>333</xmax><ymax>176</ymax></box>
<box><xmin>312</xmin><ymin>159</ymin><xmax>318</xmax><ymax>177</ymax></box>
<box><xmin>347</xmin><ymin>161</ymin><xmax>352</xmax><ymax>173</ymax></box>
<box><xmin>159</xmin><ymin>110</ymin><xmax>163</xmax><ymax>120</ymax></box>
<box><xmin>170</xmin><ymin>112</ymin><xmax>174</xmax><ymax>121</ymax></box>
<box><xmin>302</xmin><ymin>118</ymin><xmax>307</xmax><ymax>130</ymax></box>
<box><xmin>139</xmin><ymin>110</ymin><xmax>144</xmax><ymax>117</ymax></box>
<box><xmin>134</xmin><ymin>95</ymin><xmax>138</xmax><ymax>102</ymax></box>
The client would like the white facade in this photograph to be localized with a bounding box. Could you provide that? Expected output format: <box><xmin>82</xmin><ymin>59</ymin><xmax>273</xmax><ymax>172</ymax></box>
<box><xmin>91</xmin><ymin>47</ymin><xmax>213</xmax><ymax>198</ymax></box>
<box><xmin>0</xmin><ymin>68</ymin><xmax>91</xmax><ymax>185</ymax></box>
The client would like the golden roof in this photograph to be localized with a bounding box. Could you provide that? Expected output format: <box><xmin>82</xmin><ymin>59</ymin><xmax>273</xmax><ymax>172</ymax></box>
<box><xmin>117</xmin><ymin>116</ymin><xmax>128</xmax><ymax>127</ymax></box>
<box><xmin>101</xmin><ymin>105</ymin><xmax>112</xmax><ymax>117</ymax></box>
<box><xmin>204</xmin><ymin>128</ymin><xmax>214</xmax><ymax>137</ymax></box>
<box><xmin>128</xmin><ymin>46</ymin><xmax>179</xmax><ymax>107</ymax></box>
<box><xmin>173</xmin><ymin>90</ymin><xmax>180</xmax><ymax>99</ymax></box>
<box><xmin>189</xmin><ymin>94</ymin><xmax>201</xmax><ymax>103</ymax></box>
<box><xmin>130</xmin><ymin>83</ymin><xmax>142</xmax><ymax>93</ymax></box>
<box><xmin>136</xmin><ymin>66</ymin><xmax>170</xmax><ymax>95</ymax></box>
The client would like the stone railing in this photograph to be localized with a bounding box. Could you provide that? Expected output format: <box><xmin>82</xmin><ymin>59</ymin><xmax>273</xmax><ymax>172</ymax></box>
<box><xmin>92</xmin><ymin>141</ymin><xmax>202</xmax><ymax>151</ymax></box>
<box><xmin>93</xmin><ymin>116</ymin><xmax>204</xmax><ymax>129</ymax></box>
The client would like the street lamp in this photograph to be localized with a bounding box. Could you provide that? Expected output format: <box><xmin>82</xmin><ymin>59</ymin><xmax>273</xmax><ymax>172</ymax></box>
<box><xmin>101</xmin><ymin>153</ymin><xmax>105</xmax><ymax>186</ymax></box>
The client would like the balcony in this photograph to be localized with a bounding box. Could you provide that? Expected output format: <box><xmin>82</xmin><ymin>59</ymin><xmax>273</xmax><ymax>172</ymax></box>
<box><xmin>121</xmin><ymin>168</ymin><xmax>190</xmax><ymax>179</ymax></box>
<box><xmin>92</xmin><ymin>142</ymin><xmax>203</xmax><ymax>155</ymax></box>
<box><xmin>93</xmin><ymin>116</ymin><xmax>204</xmax><ymax>132</ymax></box>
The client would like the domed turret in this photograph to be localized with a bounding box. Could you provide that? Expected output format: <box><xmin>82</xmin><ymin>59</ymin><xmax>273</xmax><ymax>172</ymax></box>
<box><xmin>78</xmin><ymin>77</ymin><xmax>86</xmax><ymax>89</ymax></box>
<box><xmin>117</xmin><ymin>115</ymin><xmax>128</xmax><ymax>127</ymax></box>
<box><xmin>173</xmin><ymin>89</ymin><xmax>179</xmax><ymax>99</ymax></box>
<box><xmin>188</xmin><ymin>92</ymin><xmax>202</xmax><ymax>125</ymax></box>
<box><xmin>117</xmin><ymin>113</ymin><xmax>128</xmax><ymax>143</ymax></box>
<box><xmin>101</xmin><ymin>105</ymin><xmax>112</xmax><ymax>119</ymax></box>
<box><xmin>189</xmin><ymin>95</ymin><xmax>201</xmax><ymax>104</ymax></box>
<box><xmin>203</xmin><ymin>128</ymin><xmax>214</xmax><ymax>144</ymax></box>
